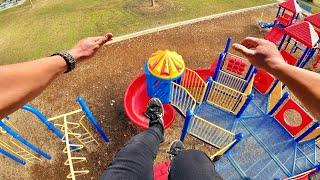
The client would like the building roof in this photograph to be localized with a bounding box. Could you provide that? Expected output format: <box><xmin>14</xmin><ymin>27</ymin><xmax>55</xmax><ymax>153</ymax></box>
<box><xmin>284</xmin><ymin>22</ymin><xmax>319</xmax><ymax>48</ymax></box>
<box><xmin>305</xmin><ymin>13</ymin><xmax>320</xmax><ymax>29</ymax></box>
<box><xmin>279</xmin><ymin>0</ymin><xmax>302</xmax><ymax>14</ymax></box>
<box><xmin>147</xmin><ymin>50</ymin><xmax>185</xmax><ymax>79</ymax></box>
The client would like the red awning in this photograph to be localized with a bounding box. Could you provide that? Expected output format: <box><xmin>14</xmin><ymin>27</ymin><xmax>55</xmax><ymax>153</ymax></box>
<box><xmin>284</xmin><ymin>22</ymin><xmax>319</xmax><ymax>48</ymax></box>
<box><xmin>279</xmin><ymin>0</ymin><xmax>302</xmax><ymax>14</ymax></box>
<box><xmin>305</xmin><ymin>13</ymin><xmax>320</xmax><ymax>29</ymax></box>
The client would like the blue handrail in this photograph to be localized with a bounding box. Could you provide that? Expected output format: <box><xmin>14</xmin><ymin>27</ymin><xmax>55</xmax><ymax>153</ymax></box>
<box><xmin>0</xmin><ymin>120</ymin><xmax>51</xmax><ymax>160</ymax></box>
<box><xmin>77</xmin><ymin>96</ymin><xmax>110</xmax><ymax>143</ymax></box>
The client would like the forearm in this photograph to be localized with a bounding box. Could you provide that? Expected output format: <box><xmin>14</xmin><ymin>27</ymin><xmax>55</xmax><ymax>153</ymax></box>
<box><xmin>272</xmin><ymin>63</ymin><xmax>320</xmax><ymax>119</ymax></box>
<box><xmin>0</xmin><ymin>56</ymin><xmax>67</xmax><ymax>118</ymax></box>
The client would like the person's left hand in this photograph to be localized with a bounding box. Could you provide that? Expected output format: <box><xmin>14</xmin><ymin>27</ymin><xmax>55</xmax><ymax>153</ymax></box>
<box><xmin>68</xmin><ymin>33</ymin><xmax>113</xmax><ymax>61</ymax></box>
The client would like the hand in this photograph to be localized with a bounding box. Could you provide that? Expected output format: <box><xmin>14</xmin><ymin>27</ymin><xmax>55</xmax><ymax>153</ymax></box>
<box><xmin>232</xmin><ymin>37</ymin><xmax>286</xmax><ymax>73</ymax></box>
<box><xmin>68</xmin><ymin>33</ymin><xmax>113</xmax><ymax>61</ymax></box>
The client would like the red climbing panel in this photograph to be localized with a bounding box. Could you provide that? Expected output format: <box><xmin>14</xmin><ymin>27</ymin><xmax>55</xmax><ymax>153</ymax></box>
<box><xmin>280</xmin><ymin>50</ymin><xmax>298</xmax><ymax>65</ymax></box>
<box><xmin>277</xmin><ymin>13</ymin><xmax>292</xmax><ymax>27</ymax></box>
<box><xmin>154</xmin><ymin>160</ymin><xmax>170</xmax><ymax>180</ymax></box>
<box><xmin>253</xmin><ymin>69</ymin><xmax>275</xmax><ymax>94</ymax></box>
<box><xmin>274</xmin><ymin>99</ymin><xmax>313</xmax><ymax>137</ymax></box>
<box><xmin>265</xmin><ymin>26</ymin><xmax>285</xmax><ymax>44</ymax></box>
<box><xmin>225</xmin><ymin>55</ymin><xmax>247</xmax><ymax>76</ymax></box>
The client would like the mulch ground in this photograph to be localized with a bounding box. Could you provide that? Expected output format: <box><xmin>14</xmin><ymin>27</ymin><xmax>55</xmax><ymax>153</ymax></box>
<box><xmin>0</xmin><ymin>6</ymin><xmax>277</xmax><ymax>180</ymax></box>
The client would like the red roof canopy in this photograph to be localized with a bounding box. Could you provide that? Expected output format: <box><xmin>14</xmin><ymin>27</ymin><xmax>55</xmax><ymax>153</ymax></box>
<box><xmin>279</xmin><ymin>0</ymin><xmax>302</xmax><ymax>14</ymax></box>
<box><xmin>305</xmin><ymin>13</ymin><xmax>320</xmax><ymax>29</ymax></box>
<box><xmin>284</xmin><ymin>22</ymin><xmax>319</xmax><ymax>48</ymax></box>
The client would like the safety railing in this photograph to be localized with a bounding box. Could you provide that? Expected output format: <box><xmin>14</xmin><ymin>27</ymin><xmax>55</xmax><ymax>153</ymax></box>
<box><xmin>189</xmin><ymin>115</ymin><xmax>235</xmax><ymax>149</ymax></box>
<box><xmin>206</xmin><ymin>81</ymin><xmax>247</xmax><ymax>114</ymax></box>
<box><xmin>171</xmin><ymin>82</ymin><xmax>197</xmax><ymax>116</ymax></box>
<box><xmin>217</xmin><ymin>70</ymin><xmax>247</xmax><ymax>92</ymax></box>
<box><xmin>180</xmin><ymin>110</ymin><xmax>243</xmax><ymax>160</ymax></box>
<box><xmin>181</xmin><ymin>68</ymin><xmax>207</xmax><ymax>103</ymax></box>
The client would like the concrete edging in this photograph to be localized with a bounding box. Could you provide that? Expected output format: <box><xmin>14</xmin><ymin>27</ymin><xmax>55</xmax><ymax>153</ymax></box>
<box><xmin>105</xmin><ymin>2</ymin><xmax>278</xmax><ymax>45</ymax></box>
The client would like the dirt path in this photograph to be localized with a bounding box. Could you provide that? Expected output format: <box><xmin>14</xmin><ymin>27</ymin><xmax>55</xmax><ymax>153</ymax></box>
<box><xmin>0</xmin><ymin>6</ymin><xmax>276</xmax><ymax>180</ymax></box>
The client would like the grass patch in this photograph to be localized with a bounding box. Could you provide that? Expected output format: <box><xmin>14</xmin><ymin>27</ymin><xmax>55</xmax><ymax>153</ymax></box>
<box><xmin>0</xmin><ymin>0</ymin><xmax>275</xmax><ymax>64</ymax></box>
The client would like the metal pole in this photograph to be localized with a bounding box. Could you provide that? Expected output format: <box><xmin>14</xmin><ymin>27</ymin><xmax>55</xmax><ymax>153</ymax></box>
<box><xmin>0</xmin><ymin>121</ymin><xmax>51</xmax><ymax>159</ymax></box>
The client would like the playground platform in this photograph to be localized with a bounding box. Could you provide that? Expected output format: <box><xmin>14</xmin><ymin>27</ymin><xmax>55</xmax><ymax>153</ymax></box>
<box><xmin>195</xmin><ymin>89</ymin><xmax>319</xmax><ymax>179</ymax></box>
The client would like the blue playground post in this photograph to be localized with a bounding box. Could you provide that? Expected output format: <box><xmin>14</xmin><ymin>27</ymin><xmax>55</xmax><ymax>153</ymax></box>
<box><xmin>213</xmin><ymin>53</ymin><xmax>225</xmax><ymax>81</ymax></box>
<box><xmin>295</xmin><ymin>122</ymin><xmax>320</xmax><ymax>142</ymax></box>
<box><xmin>180</xmin><ymin>109</ymin><xmax>194</xmax><ymax>142</ymax></box>
<box><xmin>22</xmin><ymin>105</ymin><xmax>63</xmax><ymax>139</ymax></box>
<box><xmin>278</xmin><ymin>34</ymin><xmax>287</xmax><ymax>50</ymax></box>
<box><xmin>0</xmin><ymin>147</ymin><xmax>26</xmax><ymax>165</ymax></box>
<box><xmin>268</xmin><ymin>92</ymin><xmax>290</xmax><ymax>116</ymax></box>
<box><xmin>203</xmin><ymin>77</ymin><xmax>213</xmax><ymax>102</ymax></box>
<box><xmin>275</xmin><ymin>6</ymin><xmax>281</xmax><ymax>18</ymax></box>
<box><xmin>300</xmin><ymin>48</ymin><xmax>317</xmax><ymax>68</ymax></box>
<box><xmin>296</xmin><ymin>48</ymin><xmax>310</xmax><ymax>67</ymax></box>
<box><xmin>224</xmin><ymin>37</ymin><xmax>232</xmax><ymax>54</ymax></box>
<box><xmin>267</xmin><ymin>80</ymin><xmax>280</xmax><ymax>95</ymax></box>
<box><xmin>244</xmin><ymin>64</ymin><xmax>254</xmax><ymax>80</ymax></box>
<box><xmin>236</xmin><ymin>94</ymin><xmax>254</xmax><ymax>118</ymax></box>
<box><xmin>225</xmin><ymin>133</ymin><xmax>243</xmax><ymax>155</ymax></box>
<box><xmin>0</xmin><ymin>121</ymin><xmax>51</xmax><ymax>160</ymax></box>
<box><xmin>77</xmin><ymin>96</ymin><xmax>110</xmax><ymax>143</ymax></box>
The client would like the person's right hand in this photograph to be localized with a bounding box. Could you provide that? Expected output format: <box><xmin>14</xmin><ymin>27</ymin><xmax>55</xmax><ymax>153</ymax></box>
<box><xmin>232</xmin><ymin>37</ymin><xmax>286</xmax><ymax>73</ymax></box>
<box><xmin>68</xmin><ymin>33</ymin><xmax>113</xmax><ymax>62</ymax></box>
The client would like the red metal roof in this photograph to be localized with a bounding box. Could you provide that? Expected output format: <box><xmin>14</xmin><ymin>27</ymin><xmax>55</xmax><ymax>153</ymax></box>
<box><xmin>305</xmin><ymin>13</ymin><xmax>320</xmax><ymax>29</ymax></box>
<box><xmin>279</xmin><ymin>0</ymin><xmax>302</xmax><ymax>14</ymax></box>
<box><xmin>284</xmin><ymin>22</ymin><xmax>319</xmax><ymax>48</ymax></box>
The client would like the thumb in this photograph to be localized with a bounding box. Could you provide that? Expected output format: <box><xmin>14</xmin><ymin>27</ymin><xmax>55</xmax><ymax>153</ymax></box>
<box><xmin>232</xmin><ymin>43</ymin><xmax>255</xmax><ymax>57</ymax></box>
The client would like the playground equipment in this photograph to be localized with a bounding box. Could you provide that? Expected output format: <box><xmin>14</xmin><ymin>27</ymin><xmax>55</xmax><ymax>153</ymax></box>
<box><xmin>48</xmin><ymin>96</ymin><xmax>109</xmax><ymax>179</ymax></box>
<box><xmin>264</xmin><ymin>0</ymin><xmax>302</xmax><ymax>44</ymax></box>
<box><xmin>259</xmin><ymin>0</ymin><xmax>302</xmax><ymax>30</ymax></box>
<box><xmin>256</xmin><ymin>21</ymin><xmax>320</xmax><ymax>94</ymax></box>
<box><xmin>207</xmin><ymin>37</ymin><xmax>255</xmax><ymax>116</ymax></box>
<box><xmin>275</xmin><ymin>0</ymin><xmax>302</xmax><ymax>27</ymax></box>
<box><xmin>124</xmin><ymin>36</ymin><xmax>319</xmax><ymax>179</ymax></box>
<box><xmin>278</xmin><ymin>21</ymin><xmax>319</xmax><ymax>68</ymax></box>
<box><xmin>0</xmin><ymin>104</ymin><xmax>65</xmax><ymax>165</ymax></box>
<box><xmin>124</xmin><ymin>39</ymin><xmax>257</xmax><ymax>179</ymax></box>
<box><xmin>305</xmin><ymin>12</ymin><xmax>320</xmax><ymax>35</ymax></box>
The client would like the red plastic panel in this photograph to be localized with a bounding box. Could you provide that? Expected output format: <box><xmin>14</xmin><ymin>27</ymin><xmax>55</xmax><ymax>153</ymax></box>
<box><xmin>265</xmin><ymin>26</ymin><xmax>285</xmax><ymax>44</ymax></box>
<box><xmin>154</xmin><ymin>160</ymin><xmax>170</xmax><ymax>180</ymax></box>
<box><xmin>274</xmin><ymin>99</ymin><xmax>313</xmax><ymax>136</ymax></box>
<box><xmin>225</xmin><ymin>56</ymin><xmax>247</xmax><ymax>76</ymax></box>
<box><xmin>280</xmin><ymin>50</ymin><xmax>298</xmax><ymax>66</ymax></box>
<box><xmin>253</xmin><ymin>69</ymin><xmax>275</xmax><ymax>94</ymax></box>
<box><xmin>278</xmin><ymin>16</ymin><xmax>291</xmax><ymax>26</ymax></box>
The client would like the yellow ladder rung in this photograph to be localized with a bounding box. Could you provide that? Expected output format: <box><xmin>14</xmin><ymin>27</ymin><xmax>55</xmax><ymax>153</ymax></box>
<box><xmin>82</xmin><ymin>139</ymin><xmax>95</xmax><ymax>144</ymax></box>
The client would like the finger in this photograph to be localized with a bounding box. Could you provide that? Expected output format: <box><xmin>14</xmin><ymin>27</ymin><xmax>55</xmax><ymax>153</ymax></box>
<box><xmin>95</xmin><ymin>33</ymin><xmax>113</xmax><ymax>46</ymax></box>
<box><xmin>232</xmin><ymin>43</ymin><xmax>255</xmax><ymax>57</ymax></box>
<box><xmin>88</xmin><ymin>36</ymin><xmax>104</xmax><ymax>42</ymax></box>
<box><xmin>240</xmin><ymin>37</ymin><xmax>261</xmax><ymax>48</ymax></box>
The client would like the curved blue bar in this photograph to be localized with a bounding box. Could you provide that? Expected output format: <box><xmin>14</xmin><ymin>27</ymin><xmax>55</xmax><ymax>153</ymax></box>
<box><xmin>22</xmin><ymin>105</ymin><xmax>63</xmax><ymax>139</ymax></box>
<box><xmin>0</xmin><ymin>147</ymin><xmax>26</xmax><ymax>165</ymax></box>
<box><xmin>0</xmin><ymin>120</ymin><xmax>51</xmax><ymax>160</ymax></box>
<box><xmin>76</xmin><ymin>96</ymin><xmax>110</xmax><ymax>143</ymax></box>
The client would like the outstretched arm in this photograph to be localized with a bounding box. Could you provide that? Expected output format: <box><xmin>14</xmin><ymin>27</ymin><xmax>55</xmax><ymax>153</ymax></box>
<box><xmin>0</xmin><ymin>33</ymin><xmax>113</xmax><ymax>119</ymax></box>
<box><xmin>233</xmin><ymin>37</ymin><xmax>320</xmax><ymax>120</ymax></box>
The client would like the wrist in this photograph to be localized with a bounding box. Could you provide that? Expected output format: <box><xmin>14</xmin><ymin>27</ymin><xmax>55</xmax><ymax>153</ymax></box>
<box><xmin>268</xmin><ymin>60</ymin><xmax>288</xmax><ymax>75</ymax></box>
<box><xmin>67</xmin><ymin>48</ymin><xmax>82</xmax><ymax>60</ymax></box>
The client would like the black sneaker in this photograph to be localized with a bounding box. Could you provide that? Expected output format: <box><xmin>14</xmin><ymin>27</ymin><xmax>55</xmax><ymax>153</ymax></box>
<box><xmin>167</xmin><ymin>140</ymin><xmax>185</xmax><ymax>160</ymax></box>
<box><xmin>145</xmin><ymin>98</ymin><xmax>164</xmax><ymax>130</ymax></box>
